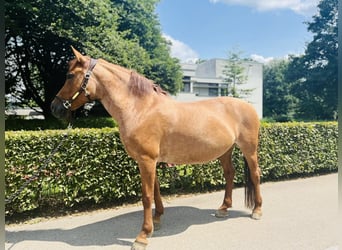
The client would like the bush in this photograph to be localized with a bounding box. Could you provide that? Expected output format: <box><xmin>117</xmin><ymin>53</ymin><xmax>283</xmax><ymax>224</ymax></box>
<box><xmin>5</xmin><ymin>122</ymin><xmax>338</xmax><ymax>216</ymax></box>
<box><xmin>258</xmin><ymin>123</ymin><xmax>337</xmax><ymax>178</ymax></box>
<box><xmin>5</xmin><ymin>116</ymin><xmax>116</xmax><ymax>131</ymax></box>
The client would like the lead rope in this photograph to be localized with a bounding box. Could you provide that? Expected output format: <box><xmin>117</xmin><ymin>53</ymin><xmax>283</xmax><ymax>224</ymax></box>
<box><xmin>5</xmin><ymin>123</ymin><xmax>73</xmax><ymax>205</ymax></box>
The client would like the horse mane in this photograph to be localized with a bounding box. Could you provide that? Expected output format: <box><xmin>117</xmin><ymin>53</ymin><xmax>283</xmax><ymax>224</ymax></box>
<box><xmin>128</xmin><ymin>71</ymin><xmax>169</xmax><ymax>97</ymax></box>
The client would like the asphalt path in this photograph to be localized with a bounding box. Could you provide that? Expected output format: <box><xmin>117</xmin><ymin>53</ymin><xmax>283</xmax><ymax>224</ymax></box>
<box><xmin>5</xmin><ymin>173</ymin><xmax>339</xmax><ymax>250</ymax></box>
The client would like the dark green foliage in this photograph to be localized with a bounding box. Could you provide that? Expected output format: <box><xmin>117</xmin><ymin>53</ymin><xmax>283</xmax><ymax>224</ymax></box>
<box><xmin>5</xmin><ymin>123</ymin><xmax>337</xmax><ymax>216</ymax></box>
<box><xmin>5</xmin><ymin>0</ymin><xmax>182</xmax><ymax>118</ymax></box>
<box><xmin>263</xmin><ymin>0</ymin><xmax>337</xmax><ymax>121</ymax></box>
<box><xmin>263</xmin><ymin>59</ymin><xmax>297</xmax><ymax>121</ymax></box>
<box><xmin>5</xmin><ymin>117</ymin><xmax>117</xmax><ymax>131</ymax></box>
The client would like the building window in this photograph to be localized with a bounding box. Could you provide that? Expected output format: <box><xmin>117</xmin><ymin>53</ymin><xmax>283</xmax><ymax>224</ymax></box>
<box><xmin>183</xmin><ymin>82</ymin><xmax>190</xmax><ymax>92</ymax></box>
<box><xmin>182</xmin><ymin>76</ymin><xmax>191</xmax><ymax>92</ymax></box>
<box><xmin>209</xmin><ymin>88</ymin><xmax>218</xmax><ymax>96</ymax></box>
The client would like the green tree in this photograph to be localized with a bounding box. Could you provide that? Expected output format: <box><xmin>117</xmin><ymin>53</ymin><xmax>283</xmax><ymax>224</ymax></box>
<box><xmin>222</xmin><ymin>50</ymin><xmax>254</xmax><ymax>99</ymax></box>
<box><xmin>110</xmin><ymin>0</ymin><xmax>183</xmax><ymax>94</ymax></box>
<box><xmin>288</xmin><ymin>0</ymin><xmax>338</xmax><ymax>120</ymax></box>
<box><xmin>5</xmin><ymin>0</ymin><xmax>78</xmax><ymax>117</ymax></box>
<box><xmin>263</xmin><ymin>59</ymin><xmax>297</xmax><ymax>121</ymax></box>
<box><xmin>5</xmin><ymin>0</ymin><xmax>182</xmax><ymax>118</ymax></box>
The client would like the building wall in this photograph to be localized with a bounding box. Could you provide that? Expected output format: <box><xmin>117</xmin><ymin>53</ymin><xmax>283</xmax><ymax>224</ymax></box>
<box><xmin>173</xmin><ymin>59</ymin><xmax>263</xmax><ymax>118</ymax></box>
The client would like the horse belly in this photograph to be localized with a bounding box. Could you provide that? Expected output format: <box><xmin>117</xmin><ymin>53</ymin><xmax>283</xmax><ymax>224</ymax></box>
<box><xmin>158</xmin><ymin>130</ymin><xmax>234</xmax><ymax>164</ymax></box>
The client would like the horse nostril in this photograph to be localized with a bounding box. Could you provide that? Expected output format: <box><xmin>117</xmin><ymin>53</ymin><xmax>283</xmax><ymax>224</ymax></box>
<box><xmin>51</xmin><ymin>98</ymin><xmax>67</xmax><ymax>119</ymax></box>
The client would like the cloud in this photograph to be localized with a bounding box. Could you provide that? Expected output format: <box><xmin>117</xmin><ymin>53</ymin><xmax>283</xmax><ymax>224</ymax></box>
<box><xmin>163</xmin><ymin>34</ymin><xmax>200</xmax><ymax>63</ymax></box>
<box><xmin>209</xmin><ymin>0</ymin><xmax>319</xmax><ymax>15</ymax></box>
<box><xmin>250</xmin><ymin>54</ymin><xmax>274</xmax><ymax>64</ymax></box>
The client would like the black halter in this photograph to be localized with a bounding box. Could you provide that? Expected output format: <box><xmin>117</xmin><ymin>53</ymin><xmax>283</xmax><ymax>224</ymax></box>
<box><xmin>57</xmin><ymin>58</ymin><xmax>98</xmax><ymax>110</ymax></box>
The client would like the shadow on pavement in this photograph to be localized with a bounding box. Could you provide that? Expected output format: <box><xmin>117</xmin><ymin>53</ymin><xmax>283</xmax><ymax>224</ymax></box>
<box><xmin>6</xmin><ymin>206</ymin><xmax>250</xmax><ymax>248</ymax></box>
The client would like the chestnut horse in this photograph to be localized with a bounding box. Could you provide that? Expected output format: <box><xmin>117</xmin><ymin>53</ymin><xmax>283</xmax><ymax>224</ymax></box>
<box><xmin>51</xmin><ymin>47</ymin><xmax>262</xmax><ymax>250</ymax></box>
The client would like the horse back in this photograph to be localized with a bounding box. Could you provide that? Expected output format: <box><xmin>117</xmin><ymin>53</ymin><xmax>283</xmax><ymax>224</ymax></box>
<box><xmin>154</xmin><ymin>97</ymin><xmax>259</xmax><ymax>164</ymax></box>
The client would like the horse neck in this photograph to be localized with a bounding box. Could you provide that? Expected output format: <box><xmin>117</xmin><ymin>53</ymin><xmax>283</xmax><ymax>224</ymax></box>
<box><xmin>95</xmin><ymin>61</ymin><xmax>156</xmax><ymax>129</ymax></box>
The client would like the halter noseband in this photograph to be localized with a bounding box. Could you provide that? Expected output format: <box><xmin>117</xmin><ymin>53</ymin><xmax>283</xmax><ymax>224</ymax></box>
<box><xmin>57</xmin><ymin>58</ymin><xmax>98</xmax><ymax>110</ymax></box>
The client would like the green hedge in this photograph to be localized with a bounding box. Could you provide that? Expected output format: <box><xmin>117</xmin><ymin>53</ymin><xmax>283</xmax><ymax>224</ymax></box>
<box><xmin>5</xmin><ymin>122</ymin><xmax>338</xmax><ymax>216</ymax></box>
<box><xmin>5</xmin><ymin>117</ymin><xmax>116</xmax><ymax>131</ymax></box>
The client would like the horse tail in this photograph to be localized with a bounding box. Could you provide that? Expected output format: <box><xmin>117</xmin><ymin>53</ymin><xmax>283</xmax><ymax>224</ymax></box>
<box><xmin>244</xmin><ymin>157</ymin><xmax>255</xmax><ymax>209</ymax></box>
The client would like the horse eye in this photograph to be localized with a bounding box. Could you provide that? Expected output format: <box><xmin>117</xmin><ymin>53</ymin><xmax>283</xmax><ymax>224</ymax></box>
<box><xmin>66</xmin><ymin>73</ymin><xmax>74</xmax><ymax>80</ymax></box>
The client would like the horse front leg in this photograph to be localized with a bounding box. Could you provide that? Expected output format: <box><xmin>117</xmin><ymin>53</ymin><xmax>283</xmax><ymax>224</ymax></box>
<box><xmin>132</xmin><ymin>159</ymin><xmax>156</xmax><ymax>250</ymax></box>
<box><xmin>153</xmin><ymin>173</ymin><xmax>164</xmax><ymax>230</ymax></box>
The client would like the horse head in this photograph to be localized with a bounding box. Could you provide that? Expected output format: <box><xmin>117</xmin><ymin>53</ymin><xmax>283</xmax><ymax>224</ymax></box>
<box><xmin>51</xmin><ymin>47</ymin><xmax>98</xmax><ymax>120</ymax></box>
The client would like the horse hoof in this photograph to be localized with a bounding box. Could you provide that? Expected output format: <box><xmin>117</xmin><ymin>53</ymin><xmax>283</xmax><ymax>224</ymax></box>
<box><xmin>131</xmin><ymin>241</ymin><xmax>147</xmax><ymax>250</ymax></box>
<box><xmin>153</xmin><ymin>221</ymin><xmax>161</xmax><ymax>231</ymax></box>
<box><xmin>251</xmin><ymin>212</ymin><xmax>262</xmax><ymax>220</ymax></box>
<box><xmin>215</xmin><ymin>209</ymin><xmax>229</xmax><ymax>218</ymax></box>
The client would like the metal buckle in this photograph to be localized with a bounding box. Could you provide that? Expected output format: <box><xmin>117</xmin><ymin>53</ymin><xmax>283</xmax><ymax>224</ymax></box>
<box><xmin>63</xmin><ymin>100</ymin><xmax>72</xmax><ymax>109</ymax></box>
<box><xmin>85</xmin><ymin>71</ymin><xmax>91</xmax><ymax>79</ymax></box>
<box><xmin>81</xmin><ymin>81</ymin><xmax>87</xmax><ymax>91</ymax></box>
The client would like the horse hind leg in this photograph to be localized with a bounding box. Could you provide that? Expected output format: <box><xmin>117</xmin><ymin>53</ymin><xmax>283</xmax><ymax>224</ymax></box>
<box><xmin>240</xmin><ymin>147</ymin><xmax>263</xmax><ymax>220</ymax></box>
<box><xmin>215</xmin><ymin>147</ymin><xmax>235</xmax><ymax>218</ymax></box>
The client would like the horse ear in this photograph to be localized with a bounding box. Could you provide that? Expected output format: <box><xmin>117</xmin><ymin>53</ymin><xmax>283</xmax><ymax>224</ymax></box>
<box><xmin>71</xmin><ymin>46</ymin><xmax>85</xmax><ymax>63</ymax></box>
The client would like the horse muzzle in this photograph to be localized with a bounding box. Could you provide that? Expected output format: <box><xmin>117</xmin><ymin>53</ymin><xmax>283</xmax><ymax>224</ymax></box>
<box><xmin>51</xmin><ymin>97</ymin><xmax>70</xmax><ymax>120</ymax></box>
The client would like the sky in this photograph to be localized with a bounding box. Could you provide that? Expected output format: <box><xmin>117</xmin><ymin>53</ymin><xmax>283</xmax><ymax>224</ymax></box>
<box><xmin>156</xmin><ymin>0</ymin><xmax>321</xmax><ymax>64</ymax></box>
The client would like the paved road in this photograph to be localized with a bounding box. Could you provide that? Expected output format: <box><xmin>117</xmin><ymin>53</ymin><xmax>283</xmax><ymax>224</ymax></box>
<box><xmin>5</xmin><ymin>174</ymin><xmax>339</xmax><ymax>250</ymax></box>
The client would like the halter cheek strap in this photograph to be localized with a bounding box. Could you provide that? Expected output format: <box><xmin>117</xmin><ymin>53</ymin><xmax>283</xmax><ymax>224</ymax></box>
<box><xmin>57</xmin><ymin>58</ymin><xmax>98</xmax><ymax>110</ymax></box>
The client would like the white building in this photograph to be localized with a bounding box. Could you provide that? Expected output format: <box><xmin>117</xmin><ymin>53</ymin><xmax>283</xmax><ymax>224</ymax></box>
<box><xmin>174</xmin><ymin>59</ymin><xmax>263</xmax><ymax>118</ymax></box>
